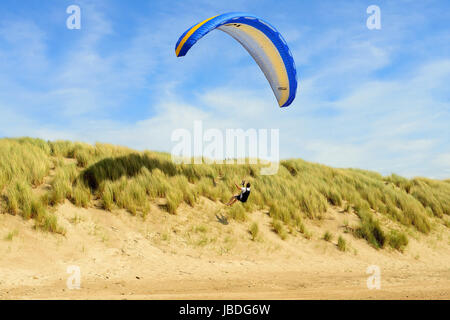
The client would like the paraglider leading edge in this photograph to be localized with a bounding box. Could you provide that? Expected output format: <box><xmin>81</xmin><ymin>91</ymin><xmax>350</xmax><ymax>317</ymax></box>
<box><xmin>175</xmin><ymin>12</ymin><xmax>298</xmax><ymax>108</ymax></box>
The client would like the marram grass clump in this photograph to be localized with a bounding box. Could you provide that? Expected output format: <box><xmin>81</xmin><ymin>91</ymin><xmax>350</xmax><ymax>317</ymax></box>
<box><xmin>337</xmin><ymin>236</ymin><xmax>347</xmax><ymax>252</ymax></box>
<box><xmin>354</xmin><ymin>208</ymin><xmax>386</xmax><ymax>249</ymax></box>
<box><xmin>249</xmin><ymin>222</ymin><xmax>259</xmax><ymax>241</ymax></box>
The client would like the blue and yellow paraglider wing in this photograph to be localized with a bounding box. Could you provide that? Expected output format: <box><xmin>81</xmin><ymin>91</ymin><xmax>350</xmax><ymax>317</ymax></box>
<box><xmin>175</xmin><ymin>12</ymin><xmax>298</xmax><ymax>108</ymax></box>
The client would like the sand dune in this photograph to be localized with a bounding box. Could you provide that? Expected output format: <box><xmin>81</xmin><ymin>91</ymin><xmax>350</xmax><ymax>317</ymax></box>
<box><xmin>1</xmin><ymin>139</ymin><xmax>449</xmax><ymax>299</ymax></box>
<box><xmin>1</xmin><ymin>198</ymin><xmax>449</xmax><ymax>299</ymax></box>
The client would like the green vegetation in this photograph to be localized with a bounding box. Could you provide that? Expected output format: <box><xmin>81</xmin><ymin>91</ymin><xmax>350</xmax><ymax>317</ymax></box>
<box><xmin>337</xmin><ymin>236</ymin><xmax>347</xmax><ymax>252</ymax></box>
<box><xmin>228</xmin><ymin>204</ymin><xmax>247</xmax><ymax>222</ymax></box>
<box><xmin>0</xmin><ymin>138</ymin><xmax>448</xmax><ymax>252</ymax></box>
<box><xmin>323</xmin><ymin>231</ymin><xmax>333</xmax><ymax>242</ymax></box>
<box><xmin>4</xmin><ymin>230</ymin><xmax>19</xmax><ymax>241</ymax></box>
<box><xmin>354</xmin><ymin>208</ymin><xmax>386</xmax><ymax>249</ymax></box>
<box><xmin>35</xmin><ymin>212</ymin><xmax>65</xmax><ymax>234</ymax></box>
<box><xmin>194</xmin><ymin>225</ymin><xmax>208</xmax><ymax>233</ymax></box>
<box><xmin>249</xmin><ymin>222</ymin><xmax>259</xmax><ymax>241</ymax></box>
<box><xmin>388</xmin><ymin>230</ymin><xmax>409</xmax><ymax>252</ymax></box>
<box><xmin>444</xmin><ymin>219</ymin><xmax>450</xmax><ymax>229</ymax></box>
<box><xmin>272</xmin><ymin>219</ymin><xmax>287</xmax><ymax>240</ymax></box>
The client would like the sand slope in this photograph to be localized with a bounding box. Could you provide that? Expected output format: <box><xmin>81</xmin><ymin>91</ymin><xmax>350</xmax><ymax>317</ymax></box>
<box><xmin>0</xmin><ymin>198</ymin><xmax>449</xmax><ymax>299</ymax></box>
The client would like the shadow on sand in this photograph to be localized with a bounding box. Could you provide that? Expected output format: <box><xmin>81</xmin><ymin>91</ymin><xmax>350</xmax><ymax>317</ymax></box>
<box><xmin>215</xmin><ymin>212</ymin><xmax>229</xmax><ymax>225</ymax></box>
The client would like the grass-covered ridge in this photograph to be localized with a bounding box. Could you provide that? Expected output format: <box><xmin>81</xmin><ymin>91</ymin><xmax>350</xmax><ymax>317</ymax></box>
<box><xmin>1</xmin><ymin>137</ymin><xmax>449</xmax><ymax>250</ymax></box>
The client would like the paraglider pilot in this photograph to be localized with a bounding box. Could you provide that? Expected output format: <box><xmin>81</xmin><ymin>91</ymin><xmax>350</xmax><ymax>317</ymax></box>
<box><xmin>226</xmin><ymin>180</ymin><xmax>251</xmax><ymax>206</ymax></box>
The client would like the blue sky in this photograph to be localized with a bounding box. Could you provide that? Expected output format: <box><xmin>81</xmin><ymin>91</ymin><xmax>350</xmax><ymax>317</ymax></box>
<box><xmin>0</xmin><ymin>0</ymin><xmax>449</xmax><ymax>178</ymax></box>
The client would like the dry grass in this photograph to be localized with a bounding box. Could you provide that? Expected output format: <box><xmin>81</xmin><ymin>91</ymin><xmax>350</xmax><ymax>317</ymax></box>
<box><xmin>0</xmin><ymin>138</ymin><xmax>448</xmax><ymax>250</ymax></box>
<box><xmin>337</xmin><ymin>236</ymin><xmax>347</xmax><ymax>252</ymax></box>
<box><xmin>272</xmin><ymin>219</ymin><xmax>287</xmax><ymax>240</ymax></box>
<box><xmin>388</xmin><ymin>230</ymin><xmax>409</xmax><ymax>252</ymax></box>
<box><xmin>354</xmin><ymin>208</ymin><xmax>386</xmax><ymax>249</ymax></box>
<box><xmin>4</xmin><ymin>230</ymin><xmax>19</xmax><ymax>241</ymax></box>
<box><xmin>323</xmin><ymin>231</ymin><xmax>333</xmax><ymax>242</ymax></box>
<box><xmin>249</xmin><ymin>222</ymin><xmax>259</xmax><ymax>241</ymax></box>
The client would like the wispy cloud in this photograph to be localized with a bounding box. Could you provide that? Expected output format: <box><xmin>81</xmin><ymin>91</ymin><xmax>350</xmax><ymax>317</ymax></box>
<box><xmin>0</xmin><ymin>0</ymin><xmax>448</xmax><ymax>179</ymax></box>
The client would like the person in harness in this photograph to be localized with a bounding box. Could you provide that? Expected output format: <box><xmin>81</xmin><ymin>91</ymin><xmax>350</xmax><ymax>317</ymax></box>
<box><xmin>226</xmin><ymin>180</ymin><xmax>251</xmax><ymax>206</ymax></box>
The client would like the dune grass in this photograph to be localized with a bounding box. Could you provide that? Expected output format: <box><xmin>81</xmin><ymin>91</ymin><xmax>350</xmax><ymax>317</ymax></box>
<box><xmin>272</xmin><ymin>219</ymin><xmax>287</xmax><ymax>240</ymax></box>
<box><xmin>0</xmin><ymin>138</ymin><xmax>51</xmax><ymax>191</ymax></box>
<box><xmin>323</xmin><ymin>231</ymin><xmax>333</xmax><ymax>242</ymax></box>
<box><xmin>0</xmin><ymin>138</ymin><xmax>448</xmax><ymax>250</ymax></box>
<box><xmin>388</xmin><ymin>230</ymin><xmax>409</xmax><ymax>252</ymax></box>
<box><xmin>4</xmin><ymin>229</ymin><xmax>19</xmax><ymax>241</ymax></box>
<box><xmin>249</xmin><ymin>222</ymin><xmax>259</xmax><ymax>241</ymax></box>
<box><xmin>337</xmin><ymin>236</ymin><xmax>347</xmax><ymax>252</ymax></box>
<box><xmin>354</xmin><ymin>208</ymin><xmax>386</xmax><ymax>249</ymax></box>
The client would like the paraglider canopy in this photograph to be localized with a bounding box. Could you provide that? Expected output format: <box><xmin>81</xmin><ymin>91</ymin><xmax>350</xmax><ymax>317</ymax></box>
<box><xmin>175</xmin><ymin>12</ymin><xmax>298</xmax><ymax>108</ymax></box>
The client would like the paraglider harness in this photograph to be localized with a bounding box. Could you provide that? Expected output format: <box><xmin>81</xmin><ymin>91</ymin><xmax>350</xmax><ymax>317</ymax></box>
<box><xmin>235</xmin><ymin>181</ymin><xmax>251</xmax><ymax>203</ymax></box>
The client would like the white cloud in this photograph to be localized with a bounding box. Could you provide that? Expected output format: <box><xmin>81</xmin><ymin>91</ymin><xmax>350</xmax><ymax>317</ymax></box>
<box><xmin>0</xmin><ymin>0</ymin><xmax>449</xmax><ymax>180</ymax></box>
